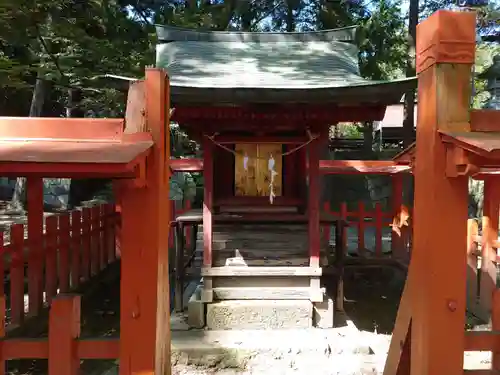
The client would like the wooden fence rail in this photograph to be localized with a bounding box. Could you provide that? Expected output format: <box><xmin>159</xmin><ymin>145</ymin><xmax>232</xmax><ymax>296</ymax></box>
<box><xmin>323</xmin><ymin>201</ymin><xmax>411</xmax><ymax>261</ymax></box>
<box><xmin>168</xmin><ymin>200</ymin><xmax>412</xmax><ymax>263</ymax></box>
<box><xmin>0</xmin><ymin>203</ymin><xmax>118</xmax><ymax>329</ymax></box>
<box><xmin>0</xmin><ymin>294</ymin><xmax>119</xmax><ymax>375</ymax></box>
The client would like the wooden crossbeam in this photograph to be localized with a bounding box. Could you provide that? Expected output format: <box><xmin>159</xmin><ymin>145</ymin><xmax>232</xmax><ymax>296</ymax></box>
<box><xmin>470</xmin><ymin>110</ymin><xmax>500</xmax><ymax>132</ymax></box>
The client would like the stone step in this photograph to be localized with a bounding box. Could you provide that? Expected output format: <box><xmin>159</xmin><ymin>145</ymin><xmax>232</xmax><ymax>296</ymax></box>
<box><xmin>196</xmin><ymin>232</ymin><xmax>311</xmax><ymax>241</ymax></box>
<box><xmin>196</xmin><ymin>240</ymin><xmax>309</xmax><ymax>251</ymax></box>
<box><xmin>209</xmin><ymin>256</ymin><xmax>329</xmax><ymax>267</ymax></box>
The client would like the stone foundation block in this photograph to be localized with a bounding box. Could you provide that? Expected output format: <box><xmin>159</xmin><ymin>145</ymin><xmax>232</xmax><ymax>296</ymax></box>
<box><xmin>206</xmin><ymin>299</ymin><xmax>312</xmax><ymax>330</ymax></box>
<box><xmin>313</xmin><ymin>294</ymin><xmax>334</xmax><ymax>328</ymax></box>
<box><xmin>188</xmin><ymin>286</ymin><xmax>205</xmax><ymax>329</ymax></box>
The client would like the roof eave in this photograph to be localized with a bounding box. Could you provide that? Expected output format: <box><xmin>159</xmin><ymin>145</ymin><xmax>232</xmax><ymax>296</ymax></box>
<box><xmin>155</xmin><ymin>25</ymin><xmax>358</xmax><ymax>43</ymax></box>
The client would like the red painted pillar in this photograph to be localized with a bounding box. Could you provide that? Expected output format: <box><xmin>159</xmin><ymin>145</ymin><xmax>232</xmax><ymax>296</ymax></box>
<box><xmin>26</xmin><ymin>177</ymin><xmax>44</xmax><ymax>315</ymax></box>
<box><xmin>201</xmin><ymin>135</ymin><xmax>214</xmax><ymax>302</ymax></box>
<box><xmin>480</xmin><ymin>177</ymin><xmax>500</xmax><ymax>319</ymax></box>
<box><xmin>308</xmin><ymin>138</ymin><xmax>320</xmax><ymax>268</ymax></box>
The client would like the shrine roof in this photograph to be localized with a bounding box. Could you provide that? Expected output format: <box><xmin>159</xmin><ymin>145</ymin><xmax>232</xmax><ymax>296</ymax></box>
<box><xmin>155</xmin><ymin>26</ymin><xmax>416</xmax><ymax>105</ymax></box>
<box><xmin>0</xmin><ymin>118</ymin><xmax>153</xmax><ymax>178</ymax></box>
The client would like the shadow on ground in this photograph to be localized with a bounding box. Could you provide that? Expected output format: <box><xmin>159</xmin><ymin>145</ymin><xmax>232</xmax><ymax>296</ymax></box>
<box><xmin>325</xmin><ymin>266</ymin><xmax>406</xmax><ymax>334</ymax></box>
<box><xmin>5</xmin><ymin>262</ymin><xmax>407</xmax><ymax>374</ymax></box>
<box><xmin>6</xmin><ymin>261</ymin><xmax>121</xmax><ymax>375</ymax></box>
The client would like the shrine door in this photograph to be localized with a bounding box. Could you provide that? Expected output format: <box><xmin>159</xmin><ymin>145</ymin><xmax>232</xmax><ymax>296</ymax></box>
<box><xmin>234</xmin><ymin>143</ymin><xmax>283</xmax><ymax>197</ymax></box>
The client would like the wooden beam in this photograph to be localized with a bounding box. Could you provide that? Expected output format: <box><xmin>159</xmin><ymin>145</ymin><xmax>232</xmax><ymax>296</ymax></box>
<box><xmin>0</xmin><ymin>117</ymin><xmax>124</xmax><ymax>140</ymax></box>
<box><xmin>215</xmin><ymin>196</ymin><xmax>301</xmax><ymax>207</ymax></box>
<box><xmin>170</xmin><ymin>158</ymin><xmax>203</xmax><ymax>172</ymax></box>
<box><xmin>0</xmin><ymin>163</ymin><xmax>139</xmax><ymax>178</ymax></box>
<box><xmin>404</xmin><ymin>9</ymin><xmax>476</xmax><ymax>375</ymax></box>
<box><xmin>119</xmin><ymin>69</ymin><xmax>171</xmax><ymax>375</ymax></box>
<box><xmin>383</xmin><ymin>270</ymin><xmax>413</xmax><ymax>375</ymax></box>
<box><xmin>172</xmin><ymin>105</ymin><xmax>387</xmax><ymax>123</ymax></box>
<box><xmin>211</xmin><ymin>135</ymin><xmax>307</xmax><ymax>144</ymax></box>
<box><xmin>201</xmin><ymin>266</ymin><xmax>322</xmax><ymax>277</ymax></box>
<box><xmin>319</xmin><ymin>160</ymin><xmax>411</xmax><ymax>174</ymax></box>
<box><xmin>470</xmin><ymin>110</ymin><xmax>500</xmax><ymax>132</ymax></box>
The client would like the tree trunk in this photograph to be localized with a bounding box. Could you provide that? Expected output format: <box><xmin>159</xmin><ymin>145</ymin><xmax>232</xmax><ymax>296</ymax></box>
<box><xmin>10</xmin><ymin>77</ymin><xmax>51</xmax><ymax>210</ymax></box>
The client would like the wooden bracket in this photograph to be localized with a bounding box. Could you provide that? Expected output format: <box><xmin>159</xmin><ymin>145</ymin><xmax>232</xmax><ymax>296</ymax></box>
<box><xmin>445</xmin><ymin>144</ymin><xmax>479</xmax><ymax>178</ymax></box>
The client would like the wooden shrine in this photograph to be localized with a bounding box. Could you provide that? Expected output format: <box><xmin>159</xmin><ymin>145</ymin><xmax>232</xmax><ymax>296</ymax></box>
<box><xmin>156</xmin><ymin>26</ymin><xmax>415</xmax><ymax>328</ymax></box>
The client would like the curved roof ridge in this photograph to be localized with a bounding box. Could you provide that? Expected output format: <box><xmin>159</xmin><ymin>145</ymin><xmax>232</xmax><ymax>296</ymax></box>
<box><xmin>155</xmin><ymin>25</ymin><xmax>357</xmax><ymax>43</ymax></box>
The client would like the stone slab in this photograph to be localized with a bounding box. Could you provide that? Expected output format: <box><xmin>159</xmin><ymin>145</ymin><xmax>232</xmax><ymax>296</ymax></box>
<box><xmin>313</xmin><ymin>294</ymin><xmax>335</xmax><ymax>328</ymax></box>
<box><xmin>206</xmin><ymin>299</ymin><xmax>312</xmax><ymax>330</ymax></box>
<box><xmin>187</xmin><ymin>286</ymin><xmax>205</xmax><ymax>328</ymax></box>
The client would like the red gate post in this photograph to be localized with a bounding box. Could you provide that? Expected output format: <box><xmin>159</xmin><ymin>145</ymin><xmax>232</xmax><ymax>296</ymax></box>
<box><xmin>48</xmin><ymin>294</ymin><xmax>81</xmax><ymax>375</ymax></box>
<box><xmin>480</xmin><ymin>176</ymin><xmax>500</xmax><ymax>319</ymax></box>
<box><xmin>384</xmin><ymin>10</ymin><xmax>476</xmax><ymax>375</ymax></box>
<box><xmin>119</xmin><ymin>68</ymin><xmax>171</xmax><ymax>375</ymax></box>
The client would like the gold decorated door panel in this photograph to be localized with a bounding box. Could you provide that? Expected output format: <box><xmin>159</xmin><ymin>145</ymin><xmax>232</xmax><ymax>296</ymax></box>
<box><xmin>234</xmin><ymin>143</ymin><xmax>282</xmax><ymax>197</ymax></box>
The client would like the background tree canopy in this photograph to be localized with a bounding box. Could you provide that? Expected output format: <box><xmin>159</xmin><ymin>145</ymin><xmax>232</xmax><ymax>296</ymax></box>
<box><xmin>1</xmin><ymin>0</ymin><xmax>498</xmax><ymax>116</ymax></box>
<box><xmin>0</xmin><ymin>0</ymin><xmax>498</xmax><ymax>206</ymax></box>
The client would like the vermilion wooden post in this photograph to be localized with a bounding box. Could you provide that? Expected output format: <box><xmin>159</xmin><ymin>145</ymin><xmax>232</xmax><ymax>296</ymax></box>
<box><xmin>0</xmin><ymin>233</ymin><xmax>4</xmax><ymax>296</ymax></box>
<box><xmin>480</xmin><ymin>176</ymin><xmax>500</xmax><ymax>319</ymax></box>
<box><xmin>97</xmin><ymin>206</ymin><xmax>106</xmax><ymax>270</ymax></box>
<box><xmin>10</xmin><ymin>224</ymin><xmax>24</xmax><ymax>325</ymax></box>
<box><xmin>48</xmin><ymin>294</ymin><xmax>80</xmax><ymax>375</ymax></box>
<box><xmin>106</xmin><ymin>204</ymin><xmax>116</xmax><ymax>262</ymax></box>
<box><xmin>374</xmin><ymin>202</ymin><xmax>383</xmax><ymax>257</ymax></box>
<box><xmin>58</xmin><ymin>214</ymin><xmax>70</xmax><ymax>293</ymax></box>
<box><xmin>185</xmin><ymin>200</ymin><xmax>191</xmax><ymax>249</ymax></box>
<box><xmin>45</xmin><ymin>216</ymin><xmax>58</xmax><ymax>305</ymax></box>
<box><xmin>384</xmin><ymin>10</ymin><xmax>476</xmax><ymax>375</ymax></box>
<box><xmin>90</xmin><ymin>206</ymin><xmax>101</xmax><ymax>275</ymax></box>
<box><xmin>340</xmin><ymin>202</ymin><xmax>348</xmax><ymax>253</ymax></box>
<box><xmin>308</xmin><ymin>137</ymin><xmax>322</xmax><ymax>303</ymax></box>
<box><xmin>308</xmin><ymin>138</ymin><xmax>320</xmax><ymax>267</ymax></box>
<box><xmin>26</xmin><ymin>176</ymin><xmax>44</xmax><ymax>315</ymax></box>
<box><xmin>168</xmin><ymin>201</ymin><xmax>175</xmax><ymax>249</ymax></box>
<box><xmin>120</xmin><ymin>69</ymin><xmax>171</xmax><ymax>375</ymax></box>
<box><xmin>70</xmin><ymin>210</ymin><xmax>82</xmax><ymax>289</ymax></box>
<box><xmin>391</xmin><ymin>174</ymin><xmax>404</xmax><ymax>255</ymax></box>
<box><xmin>323</xmin><ymin>202</ymin><xmax>331</xmax><ymax>245</ymax></box>
<box><xmin>357</xmin><ymin>201</ymin><xmax>366</xmax><ymax>256</ymax></box>
<box><xmin>466</xmin><ymin>219</ymin><xmax>479</xmax><ymax>311</ymax></box>
<box><xmin>201</xmin><ymin>134</ymin><xmax>214</xmax><ymax>302</ymax></box>
<box><xmin>102</xmin><ymin>205</ymin><xmax>110</xmax><ymax>266</ymax></box>
<box><xmin>0</xmin><ymin>295</ymin><xmax>6</xmax><ymax>375</ymax></box>
<box><xmin>81</xmin><ymin>208</ymin><xmax>91</xmax><ymax>281</ymax></box>
<box><xmin>492</xmin><ymin>290</ymin><xmax>500</xmax><ymax>370</ymax></box>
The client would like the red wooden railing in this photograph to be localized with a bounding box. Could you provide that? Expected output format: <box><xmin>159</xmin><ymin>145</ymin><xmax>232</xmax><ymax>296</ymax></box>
<box><xmin>168</xmin><ymin>200</ymin><xmax>192</xmax><ymax>249</ymax></box>
<box><xmin>168</xmin><ymin>200</ymin><xmax>412</xmax><ymax>262</ymax></box>
<box><xmin>323</xmin><ymin>201</ymin><xmax>404</xmax><ymax>258</ymax></box>
<box><xmin>0</xmin><ymin>203</ymin><xmax>118</xmax><ymax>329</ymax></box>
